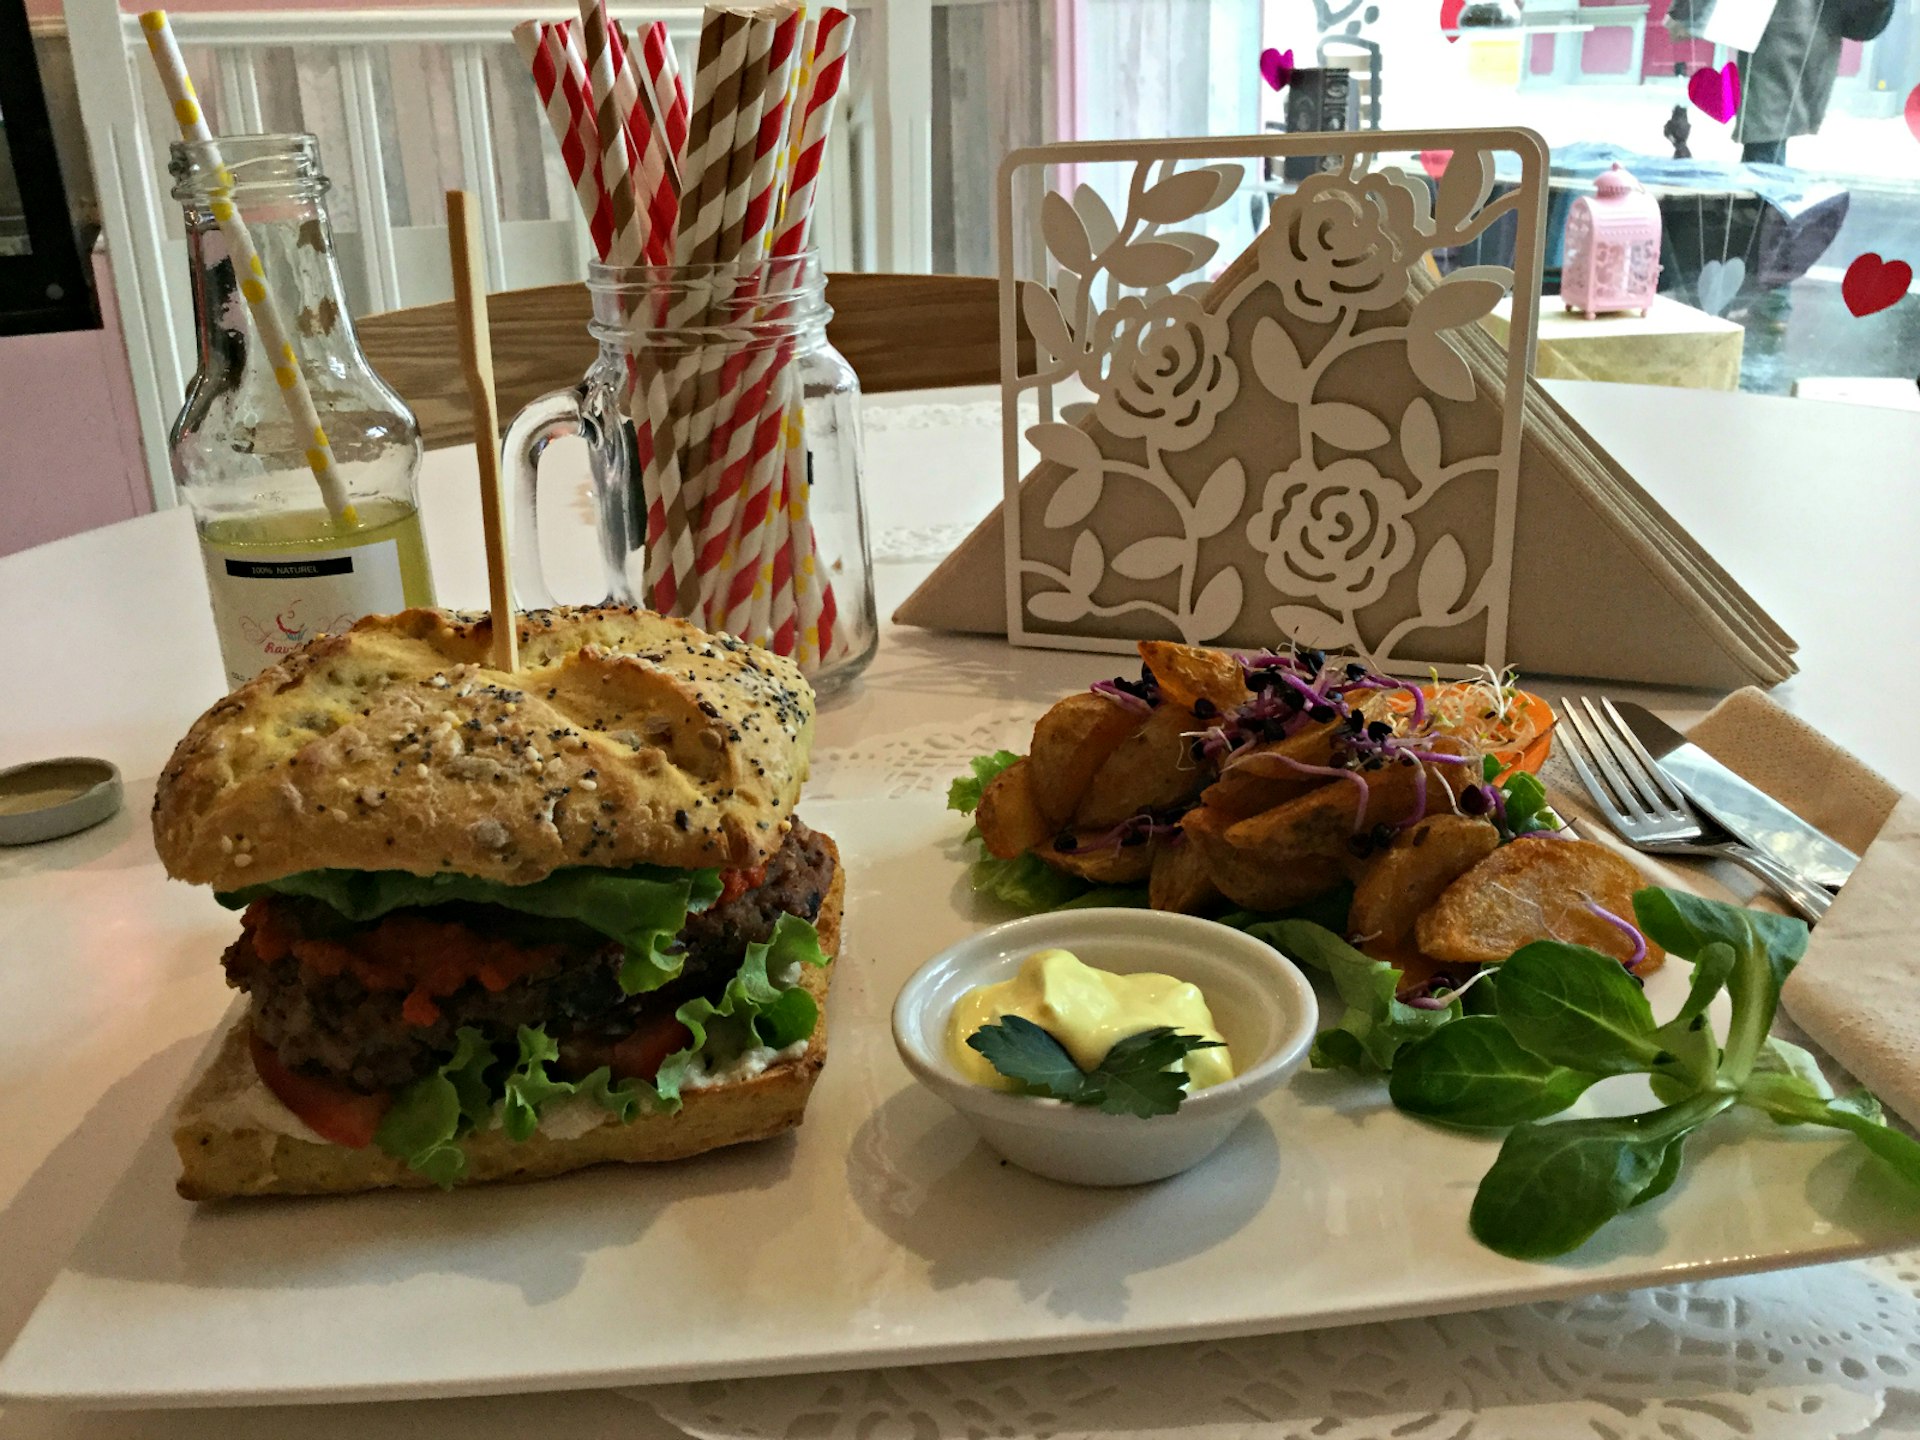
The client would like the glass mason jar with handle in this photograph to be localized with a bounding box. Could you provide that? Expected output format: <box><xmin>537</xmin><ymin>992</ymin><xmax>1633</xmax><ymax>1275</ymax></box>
<box><xmin>501</xmin><ymin>254</ymin><xmax>876</xmax><ymax>693</ymax></box>
<box><xmin>169</xmin><ymin>133</ymin><xmax>434</xmax><ymax>688</ymax></box>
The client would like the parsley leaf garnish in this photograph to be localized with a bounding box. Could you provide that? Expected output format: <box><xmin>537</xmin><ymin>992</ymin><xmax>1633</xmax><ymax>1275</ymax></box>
<box><xmin>965</xmin><ymin>1015</ymin><xmax>1223</xmax><ymax>1118</ymax></box>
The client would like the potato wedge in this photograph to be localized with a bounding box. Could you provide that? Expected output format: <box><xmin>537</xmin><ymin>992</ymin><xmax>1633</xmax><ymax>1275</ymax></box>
<box><xmin>975</xmin><ymin>758</ymin><xmax>1055</xmax><ymax>860</ymax></box>
<box><xmin>1348</xmin><ymin>815</ymin><xmax>1500</xmax><ymax>947</ymax></box>
<box><xmin>1221</xmin><ymin>735</ymin><xmax>1480</xmax><ymax>857</ymax></box>
<box><xmin>1027</xmin><ymin>691</ymin><xmax>1147</xmax><ymax>828</ymax></box>
<box><xmin>1036</xmin><ymin>834</ymin><xmax>1156</xmax><ymax>885</ymax></box>
<box><xmin>1137</xmin><ymin>641</ymin><xmax>1248</xmax><ymax>716</ymax></box>
<box><xmin>1182</xmin><ymin>804</ymin><xmax>1345</xmax><ymax>912</ymax></box>
<box><xmin>1073</xmin><ymin>704</ymin><xmax>1208</xmax><ymax>829</ymax></box>
<box><xmin>1149</xmin><ymin>835</ymin><xmax>1220</xmax><ymax>914</ymax></box>
<box><xmin>1198</xmin><ymin>719</ymin><xmax>1341</xmax><ymax>823</ymax></box>
<box><xmin>1416</xmin><ymin>837</ymin><xmax>1666</xmax><ymax>972</ymax></box>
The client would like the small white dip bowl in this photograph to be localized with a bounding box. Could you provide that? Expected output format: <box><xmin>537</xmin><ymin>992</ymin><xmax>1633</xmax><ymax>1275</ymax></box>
<box><xmin>892</xmin><ymin>908</ymin><xmax>1318</xmax><ymax>1186</ymax></box>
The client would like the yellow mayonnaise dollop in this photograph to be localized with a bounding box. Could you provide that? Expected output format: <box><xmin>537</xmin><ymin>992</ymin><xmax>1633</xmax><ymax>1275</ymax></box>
<box><xmin>946</xmin><ymin>948</ymin><xmax>1234</xmax><ymax>1093</ymax></box>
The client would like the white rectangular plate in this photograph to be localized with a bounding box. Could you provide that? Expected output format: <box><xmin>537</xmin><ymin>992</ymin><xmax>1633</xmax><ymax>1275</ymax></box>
<box><xmin>4</xmin><ymin>792</ymin><xmax>1918</xmax><ymax>1409</ymax></box>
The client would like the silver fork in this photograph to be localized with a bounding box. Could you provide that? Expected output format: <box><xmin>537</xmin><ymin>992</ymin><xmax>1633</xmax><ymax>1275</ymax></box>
<box><xmin>1557</xmin><ymin>696</ymin><xmax>1832</xmax><ymax>924</ymax></box>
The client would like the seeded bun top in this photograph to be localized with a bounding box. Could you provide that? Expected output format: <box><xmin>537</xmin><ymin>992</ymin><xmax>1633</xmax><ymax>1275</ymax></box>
<box><xmin>152</xmin><ymin>607</ymin><xmax>815</xmax><ymax>889</ymax></box>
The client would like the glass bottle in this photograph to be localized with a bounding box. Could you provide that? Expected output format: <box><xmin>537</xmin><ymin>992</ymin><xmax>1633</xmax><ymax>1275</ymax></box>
<box><xmin>168</xmin><ymin>133</ymin><xmax>434</xmax><ymax>689</ymax></box>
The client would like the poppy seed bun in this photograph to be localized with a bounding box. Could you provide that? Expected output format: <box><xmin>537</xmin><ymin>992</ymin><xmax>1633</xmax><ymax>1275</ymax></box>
<box><xmin>153</xmin><ymin>607</ymin><xmax>815</xmax><ymax>889</ymax></box>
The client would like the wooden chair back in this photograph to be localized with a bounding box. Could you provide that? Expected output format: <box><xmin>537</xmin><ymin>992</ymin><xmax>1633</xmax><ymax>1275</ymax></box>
<box><xmin>358</xmin><ymin>272</ymin><xmax>1030</xmax><ymax>450</ymax></box>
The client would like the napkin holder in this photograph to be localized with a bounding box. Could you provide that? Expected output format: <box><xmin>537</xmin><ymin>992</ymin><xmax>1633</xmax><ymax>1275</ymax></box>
<box><xmin>894</xmin><ymin>130</ymin><xmax>1796</xmax><ymax>688</ymax></box>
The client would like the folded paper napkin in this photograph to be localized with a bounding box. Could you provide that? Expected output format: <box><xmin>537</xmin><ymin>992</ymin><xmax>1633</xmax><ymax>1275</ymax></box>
<box><xmin>1670</xmin><ymin>689</ymin><xmax>1913</xmax><ymax>1125</ymax></box>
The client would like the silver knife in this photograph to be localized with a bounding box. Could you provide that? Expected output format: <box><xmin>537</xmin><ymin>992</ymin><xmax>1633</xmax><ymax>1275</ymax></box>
<box><xmin>1612</xmin><ymin>701</ymin><xmax>1858</xmax><ymax>891</ymax></box>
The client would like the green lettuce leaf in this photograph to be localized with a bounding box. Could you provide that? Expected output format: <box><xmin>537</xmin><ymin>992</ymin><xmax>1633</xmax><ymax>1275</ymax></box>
<box><xmin>947</xmin><ymin>751</ymin><xmax>1023</xmax><ymax>815</ymax></box>
<box><xmin>373</xmin><ymin>1027</ymin><xmax>497</xmax><ymax>1188</ymax></box>
<box><xmin>654</xmin><ymin>912</ymin><xmax>831</xmax><ymax>1104</ymax></box>
<box><xmin>1239</xmin><ymin>918</ymin><xmax>1458</xmax><ymax>1072</ymax></box>
<box><xmin>499</xmin><ymin>1025</ymin><xmax>653</xmax><ymax>1142</ymax></box>
<box><xmin>218</xmin><ymin>863</ymin><xmax>725</xmax><ymax>996</ymax></box>
<box><xmin>373</xmin><ymin>913</ymin><xmax>829</xmax><ymax>1186</ymax></box>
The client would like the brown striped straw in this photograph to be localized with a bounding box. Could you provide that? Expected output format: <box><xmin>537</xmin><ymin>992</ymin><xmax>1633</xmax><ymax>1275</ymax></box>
<box><xmin>681</xmin><ymin>7</ymin><xmax>792</xmax><ymax>545</ymax></box>
<box><xmin>638</xmin><ymin>5</ymin><xmax>749</xmax><ymax>613</ymax></box>
<box><xmin>577</xmin><ymin>0</ymin><xmax>642</xmax><ymax>267</ymax></box>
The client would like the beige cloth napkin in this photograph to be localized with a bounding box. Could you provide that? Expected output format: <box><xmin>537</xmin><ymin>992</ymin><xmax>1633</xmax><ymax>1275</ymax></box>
<box><xmin>1658</xmin><ymin>689</ymin><xmax>1914</xmax><ymax>1125</ymax></box>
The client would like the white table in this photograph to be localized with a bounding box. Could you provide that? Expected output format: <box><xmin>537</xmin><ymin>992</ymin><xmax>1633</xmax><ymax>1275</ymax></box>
<box><xmin>2</xmin><ymin>383</ymin><xmax>1919</xmax><ymax>1438</ymax></box>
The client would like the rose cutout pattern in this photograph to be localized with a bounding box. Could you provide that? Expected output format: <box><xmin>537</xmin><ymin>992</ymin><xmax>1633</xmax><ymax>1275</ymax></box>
<box><xmin>1089</xmin><ymin>294</ymin><xmax>1238</xmax><ymax>452</ymax></box>
<box><xmin>1249</xmin><ymin>457</ymin><xmax>1416</xmax><ymax>613</ymax></box>
<box><xmin>1258</xmin><ymin>171</ymin><xmax>1420</xmax><ymax>324</ymax></box>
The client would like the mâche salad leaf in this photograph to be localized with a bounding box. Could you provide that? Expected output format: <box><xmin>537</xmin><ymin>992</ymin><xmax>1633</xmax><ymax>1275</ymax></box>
<box><xmin>967</xmin><ymin>1014</ymin><xmax>1223</xmax><ymax>1118</ymax></box>
<box><xmin>371</xmin><ymin>914</ymin><xmax>829</xmax><ymax>1188</ymax></box>
<box><xmin>219</xmin><ymin>863</ymin><xmax>725</xmax><ymax>995</ymax></box>
<box><xmin>1376</xmin><ymin>887</ymin><xmax>1920</xmax><ymax>1260</ymax></box>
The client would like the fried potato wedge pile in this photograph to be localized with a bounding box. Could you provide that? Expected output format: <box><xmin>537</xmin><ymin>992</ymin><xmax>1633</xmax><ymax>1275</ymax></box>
<box><xmin>977</xmin><ymin>641</ymin><xmax>1654</xmax><ymax>990</ymax></box>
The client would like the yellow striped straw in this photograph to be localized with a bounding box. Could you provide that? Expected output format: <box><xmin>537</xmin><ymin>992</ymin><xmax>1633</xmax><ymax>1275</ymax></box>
<box><xmin>138</xmin><ymin>10</ymin><xmax>359</xmax><ymax>527</ymax></box>
<box><xmin>773</xmin><ymin>12</ymin><xmax>818</xmax><ymax>230</ymax></box>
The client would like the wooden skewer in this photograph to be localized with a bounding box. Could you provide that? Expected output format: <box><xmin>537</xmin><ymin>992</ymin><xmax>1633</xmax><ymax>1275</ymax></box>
<box><xmin>445</xmin><ymin>189</ymin><xmax>519</xmax><ymax>673</ymax></box>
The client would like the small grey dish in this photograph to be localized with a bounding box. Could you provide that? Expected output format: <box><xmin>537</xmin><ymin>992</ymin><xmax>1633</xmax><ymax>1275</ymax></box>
<box><xmin>893</xmin><ymin>909</ymin><xmax>1318</xmax><ymax>1186</ymax></box>
<box><xmin>0</xmin><ymin>757</ymin><xmax>124</xmax><ymax>846</ymax></box>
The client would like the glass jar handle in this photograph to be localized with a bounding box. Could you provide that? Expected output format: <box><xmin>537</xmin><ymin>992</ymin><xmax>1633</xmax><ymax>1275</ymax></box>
<box><xmin>499</xmin><ymin>385</ymin><xmax>590</xmax><ymax>611</ymax></box>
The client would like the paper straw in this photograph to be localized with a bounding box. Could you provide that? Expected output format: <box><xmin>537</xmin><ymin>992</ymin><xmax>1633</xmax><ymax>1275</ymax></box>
<box><xmin>774</xmin><ymin>12</ymin><xmax>819</xmax><ymax>226</ymax></box>
<box><xmin>674</xmin><ymin>10</ymin><xmax>753</xmax><ymax>266</ymax></box>
<box><xmin>642</xmin><ymin>20</ymin><xmax>690</xmax><ymax>171</ymax></box>
<box><xmin>138</xmin><ymin>9</ymin><xmax>357</xmax><ymax>526</ymax></box>
<box><xmin>577</xmin><ymin>0</ymin><xmax>644</xmax><ymax>267</ymax></box>
<box><xmin>648</xmin><ymin>8</ymin><xmax>753</xmax><ymax>614</ymax></box>
<box><xmin>517</xmin><ymin>21</ymin><xmax>615</xmax><ymax>261</ymax></box>
<box><xmin>682</xmin><ymin>8</ymin><xmax>798</xmax><ymax>595</ymax></box>
<box><xmin>637</xmin><ymin>8</ymin><xmax>742</xmax><ymax>613</ymax></box>
<box><xmin>702</xmin><ymin>12</ymin><xmax>850</xmax><ymax>628</ymax></box>
<box><xmin>766</xmin><ymin>407</ymin><xmax>802</xmax><ymax>654</ymax></box>
<box><xmin>608</xmin><ymin>22</ymin><xmax>680</xmax><ymax>262</ymax></box>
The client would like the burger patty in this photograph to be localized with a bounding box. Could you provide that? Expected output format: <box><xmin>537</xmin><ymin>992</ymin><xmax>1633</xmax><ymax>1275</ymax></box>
<box><xmin>225</xmin><ymin>820</ymin><xmax>834</xmax><ymax>1092</ymax></box>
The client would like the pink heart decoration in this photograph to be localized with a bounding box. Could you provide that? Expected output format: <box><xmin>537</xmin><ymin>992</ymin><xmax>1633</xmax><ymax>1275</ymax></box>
<box><xmin>1688</xmin><ymin>62</ymin><xmax>1741</xmax><ymax>123</ymax></box>
<box><xmin>1842</xmin><ymin>253</ymin><xmax>1913</xmax><ymax>317</ymax></box>
<box><xmin>1441</xmin><ymin>0</ymin><xmax>1465</xmax><ymax>42</ymax></box>
<box><xmin>1259</xmin><ymin>47</ymin><xmax>1295</xmax><ymax>92</ymax></box>
<box><xmin>1420</xmin><ymin>149</ymin><xmax>1453</xmax><ymax>179</ymax></box>
<box><xmin>1905</xmin><ymin>84</ymin><xmax>1920</xmax><ymax>144</ymax></box>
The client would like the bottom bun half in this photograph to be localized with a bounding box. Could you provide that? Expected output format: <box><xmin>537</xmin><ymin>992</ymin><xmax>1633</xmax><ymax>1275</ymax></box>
<box><xmin>174</xmin><ymin>841</ymin><xmax>843</xmax><ymax>1201</ymax></box>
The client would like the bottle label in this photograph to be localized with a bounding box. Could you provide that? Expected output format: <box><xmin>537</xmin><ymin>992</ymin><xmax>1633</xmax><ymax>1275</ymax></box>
<box><xmin>200</xmin><ymin>539</ymin><xmax>407</xmax><ymax>688</ymax></box>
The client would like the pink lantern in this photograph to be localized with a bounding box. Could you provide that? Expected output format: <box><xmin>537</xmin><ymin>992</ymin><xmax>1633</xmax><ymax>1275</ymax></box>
<box><xmin>1562</xmin><ymin>163</ymin><xmax>1662</xmax><ymax>318</ymax></box>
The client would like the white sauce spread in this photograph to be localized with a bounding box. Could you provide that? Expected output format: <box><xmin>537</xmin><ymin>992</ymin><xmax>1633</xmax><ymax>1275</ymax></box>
<box><xmin>196</xmin><ymin>1078</ymin><xmax>331</xmax><ymax>1145</ymax></box>
<box><xmin>679</xmin><ymin>1039</ymin><xmax>809</xmax><ymax>1092</ymax></box>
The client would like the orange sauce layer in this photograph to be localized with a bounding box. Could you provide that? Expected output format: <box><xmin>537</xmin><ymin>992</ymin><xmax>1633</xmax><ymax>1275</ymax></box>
<box><xmin>244</xmin><ymin>901</ymin><xmax>571</xmax><ymax>1027</ymax></box>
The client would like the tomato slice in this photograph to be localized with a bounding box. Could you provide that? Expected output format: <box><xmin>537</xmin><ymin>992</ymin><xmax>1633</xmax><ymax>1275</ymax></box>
<box><xmin>1490</xmin><ymin>690</ymin><xmax>1556</xmax><ymax>781</ymax></box>
<box><xmin>609</xmin><ymin>1014</ymin><xmax>696</xmax><ymax>1083</ymax></box>
<box><xmin>249</xmin><ymin>1030</ymin><xmax>390</xmax><ymax>1149</ymax></box>
<box><xmin>1380</xmin><ymin>682</ymin><xmax>1556</xmax><ymax>783</ymax></box>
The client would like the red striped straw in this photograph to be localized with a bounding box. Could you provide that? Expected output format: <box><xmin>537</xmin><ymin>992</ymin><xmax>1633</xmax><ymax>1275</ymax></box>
<box><xmin>642</xmin><ymin>21</ymin><xmax>689</xmax><ymax>172</ymax></box>
<box><xmin>684</xmin><ymin>6</ymin><xmax>802</xmax><ymax>607</ymax></box>
<box><xmin>708</xmin><ymin>11</ymin><xmax>851</xmax><ymax>639</ymax></box>
<box><xmin>516</xmin><ymin>21</ymin><xmax>615</xmax><ymax>262</ymax></box>
<box><xmin>610</xmin><ymin>18</ymin><xmax>679</xmax><ymax>262</ymax></box>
